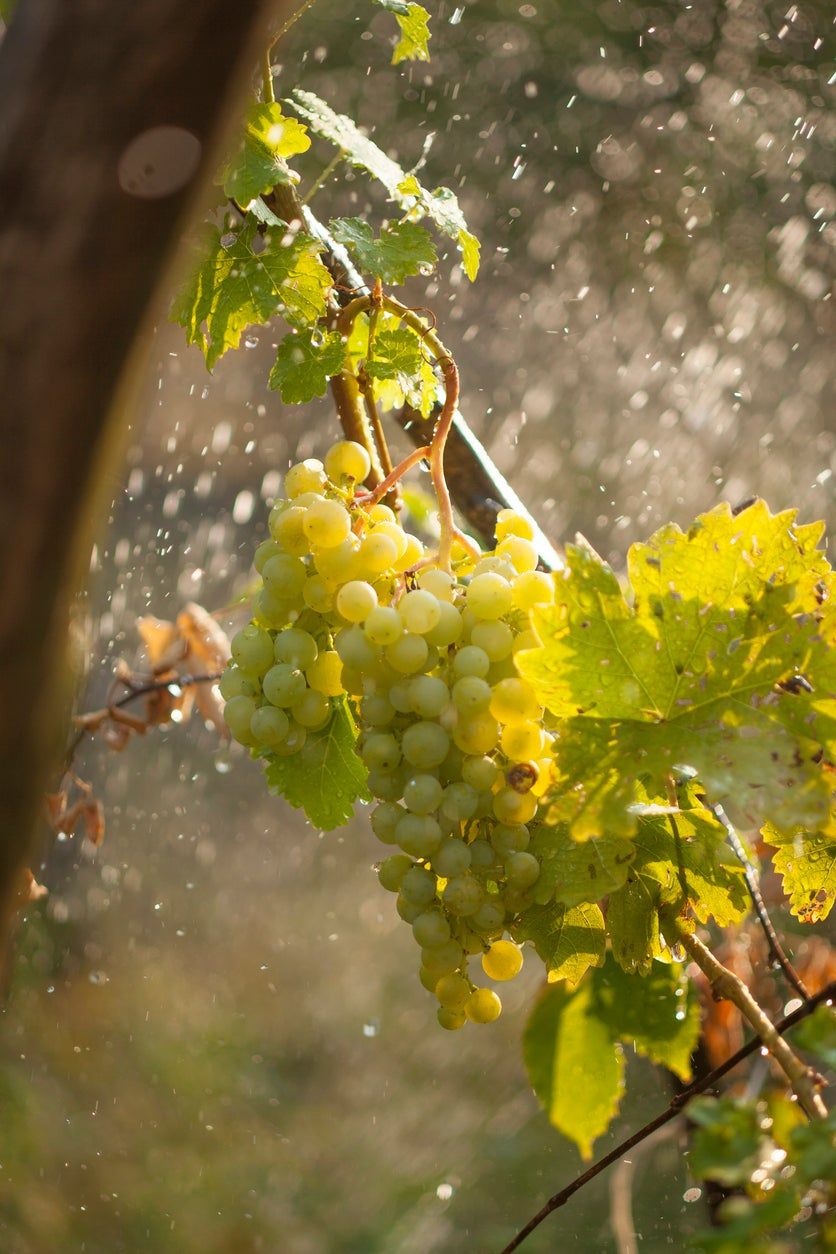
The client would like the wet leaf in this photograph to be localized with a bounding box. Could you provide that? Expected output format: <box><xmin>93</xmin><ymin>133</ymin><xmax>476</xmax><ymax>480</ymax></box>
<box><xmin>269</xmin><ymin>329</ymin><xmax>347</xmax><ymax>404</ymax></box>
<box><xmin>222</xmin><ymin>102</ymin><xmax>309</xmax><ymax>206</ymax></box>
<box><xmin>688</xmin><ymin>1097</ymin><xmax>764</xmax><ymax>1186</ymax></box>
<box><xmin>591</xmin><ymin>957</ymin><xmax>700</xmax><ymax>1081</ymax></box>
<box><xmin>263</xmin><ymin>699</ymin><xmax>370</xmax><ymax>830</ymax></box>
<box><xmin>513</xmin><ymin>901</ymin><xmax>605</xmax><ymax>985</ymax></box>
<box><xmin>330</xmin><ymin>217</ymin><xmax>436</xmax><ymax>283</ymax></box>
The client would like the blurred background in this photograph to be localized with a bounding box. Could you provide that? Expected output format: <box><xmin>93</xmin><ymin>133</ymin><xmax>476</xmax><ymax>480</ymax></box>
<box><xmin>1</xmin><ymin>0</ymin><xmax>833</xmax><ymax>1249</ymax></box>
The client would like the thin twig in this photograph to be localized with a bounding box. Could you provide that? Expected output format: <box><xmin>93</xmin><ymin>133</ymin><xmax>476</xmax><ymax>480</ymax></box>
<box><xmin>664</xmin><ymin>918</ymin><xmax>827</xmax><ymax>1121</ymax></box>
<box><xmin>262</xmin><ymin>48</ymin><xmax>275</xmax><ymax>103</ymax></box>
<box><xmin>499</xmin><ymin>981</ymin><xmax>835</xmax><ymax>1254</ymax></box>
<box><xmin>300</xmin><ymin>150</ymin><xmax>345</xmax><ymax>206</ymax></box>
<box><xmin>702</xmin><ymin>798</ymin><xmax>810</xmax><ymax>1002</ymax></box>
<box><xmin>268</xmin><ymin>0</ymin><xmax>319</xmax><ymax>50</ymax></box>
<box><xmin>610</xmin><ymin>1123</ymin><xmax>678</xmax><ymax>1254</ymax></box>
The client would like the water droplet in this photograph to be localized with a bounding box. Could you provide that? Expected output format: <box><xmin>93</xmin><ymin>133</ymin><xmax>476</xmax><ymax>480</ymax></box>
<box><xmin>683</xmin><ymin>1187</ymin><xmax>702</xmax><ymax>1203</ymax></box>
<box><xmin>362</xmin><ymin>1020</ymin><xmax>379</xmax><ymax>1038</ymax></box>
<box><xmin>437</xmin><ymin>1182</ymin><xmax>454</xmax><ymax>1200</ymax></box>
<box><xmin>88</xmin><ymin>970</ymin><xmax>109</xmax><ymax>986</ymax></box>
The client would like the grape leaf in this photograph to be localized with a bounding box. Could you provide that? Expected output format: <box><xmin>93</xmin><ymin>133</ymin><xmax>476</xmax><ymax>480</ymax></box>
<box><xmin>222</xmin><ymin>102</ymin><xmax>310</xmax><ymax>206</ymax></box>
<box><xmin>172</xmin><ymin>221</ymin><xmax>331</xmax><ymax>368</ymax></box>
<box><xmin>288</xmin><ymin>90</ymin><xmax>480</xmax><ymax>278</ymax></box>
<box><xmin>263</xmin><ymin>699</ymin><xmax>370</xmax><ymax>830</ymax></box>
<box><xmin>513</xmin><ymin>901</ymin><xmax>605</xmax><ymax>985</ymax></box>
<box><xmin>792</xmin><ymin>1005</ymin><xmax>836</xmax><ymax>1071</ymax></box>
<box><xmin>517</xmin><ymin>503</ymin><xmax>835</xmax><ymax>838</ymax></box>
<box><xmin>688</xmin><ymin>1097</ymin><xmax>765</xmax><ymax>1186</ymax></box>
<box><xmin>591</xmin><ymin>957</ymin><xmax>700</xmax><ymax>1082</ymax></box>
<box><xmin>366</xmin><ymin>326</ymin><xmax>424</xmax><ymax>390</ymax></box>
<box><xmin>787</xmin><ymin>1107</ymin><xmax>836</xmax><ymax>1184</ymax></box>
<box><xmin>528</xmin><ymin>824</ymin><xmax>635</xmax><ymax>907</ymax></box>
<box><xmin>761</xmin><ymin>812</ymin><xmax>836</xmax><ymax>923</ymax></box>
<box><xmin>523</xmin><ymin>980</ymin><xmax>625</xmax><ymax>1159</ymax></box>
<box><xmin>269</xmin><ymin>329</ymin><xmax>346</xmax><ymax>404</ymax></box>
<box><xmin>329</xmin><ymin>217</ymin><xmax>436</xmax><ymax>282</ymax></box>
<box><xmin>391</xmin><ymin>2</ymin><xmax>431</xmax><ymax>63</ymax></box>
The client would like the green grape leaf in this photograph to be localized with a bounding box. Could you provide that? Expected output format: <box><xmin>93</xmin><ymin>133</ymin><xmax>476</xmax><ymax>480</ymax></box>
<box><xmin>791</xmin><ymin>1005</ymin><xmax>836</xmax><ymax>1071</ymax></box>
<box><xmin>392</xmin><ymin>2</ymin><xmax>431</xmax><ymax>63</ymax></box>
<box><xmin>288</xmin><ymin>90</ymin><xmax>480</xmax><ymax>279</ymax></box>
<box><xmin>761</xmin><ymin>815</ymin><xmax>836</xmax><ymax>923</ymax></box>
<box><xmin>222</xmin><ymin>102</ymin><xmax>310</xmax><ymax>206</ymax></box>
<box><xmin>523</xmin><ymin>981</ymin><xmax>625</xmax><ymax>1159</ymax></box>
<box><xmin>517</xmin><ymin>503</ymin><xmax>835</xmax><ymax>839</ymax></box>
<box><xmin>688</xmin><ymin>1187</ymin><xmax>800</xmax><ymax>1252</ymax></box>
<box><xmin>688</xmin><ymin>1097</ymin><xmax>765</xmax><ymax>1186</ymax></box>
<box><xmin>513</xmin><ymin>902</ymin><xmax>605</xmax><ymax>986</ymax></box>
<box><xmin>263</xmin><ymin>699</ymin><xmax>369</xmax><ymax>830</ymax></box>
<box><xmin>528</xmin><ymin>824</ymin><xmax>635</xmax><ymax>907</ymax></box>
<box><xmin>606</xmin><ymin>811</ymin><xmax>748</xmax><ymax>974</ymax></box>
<box><xmin>172</xmin><ymin>220</ymin><xmax>331</xmax><ymax>368</ymax></box>
<box><xmin>366</xmin><ymin>326</ymin><xmax>424</xmax><ymax>390</ymax></box>
<box><xmin>787</xmin><ymin>1107</ymin><xmax>836</xmax><ymax>1185</ymax></box>
<box><xmin>329</xmin><ymin>217</ymin><xmax>436</xmax><ymax>282</ymax></box>
<box><xmin>591</xmin><ymin>957</ymin><xmax>700</xmax><ymax>1082</ymax></box>
<box><xmin>269</xmin><ymin>329</ymin><xmax>346</xmax><ymax>404</ymax></box>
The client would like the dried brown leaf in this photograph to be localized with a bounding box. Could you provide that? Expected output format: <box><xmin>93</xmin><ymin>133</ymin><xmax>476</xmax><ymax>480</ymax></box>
<box><xmin>177</xmin><ymin>602</ymin><xmax>231</xmax><ymax>671</ymax></box>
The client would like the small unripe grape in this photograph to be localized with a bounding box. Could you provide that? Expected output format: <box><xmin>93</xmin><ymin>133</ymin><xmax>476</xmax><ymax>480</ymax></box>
<box><xmin>492</xmin><ymin>786</ymin><xmax>538</xmax><ymax>825</ymax></box>
<box><xmin>452</xmin><ymin>675</ymin><xmax>492</xmax><ymax>713</ymax></box>
<box><xmin>367</xmin><ymin>769</ymin><xmax>406</xmax><ymax>803</ymax></box>
<box><xmin>313</xmin><ymin>537</ymin><xmax>361</xmax><ymax>583</ymax></box>
<box><xmin>232</xmin><ymin>625</ymin><xmax>275</xmax><ymax>676</ymax></box>
<box><xmin>263</xmin><ymin>663</ymin><xmax>307</xmax><ymax>708</ymax></box>
<box><xmin>255</xmin><ymin>587</ymin><xmax>294</xmax><ymax>630</ymax></box>
<box><xmin>490</xmin><ymin>678</ymin><xmax>542</xmax><ymax>726</ymax></box>
<box><xmin>512</xmin><ymin>570</ymin><xmax>554</xmax><ymax>611</ymax></box>
<box><xmin>254</xmin><ymin>539</ymin><xmax>282</xmax><ymax>573</ymax></box>
<box><xmin>440</xmin><ymin>782</ymin><xmax>479</xmax><ymax>822</ymax></box>
<box><xmin>501</xmin><ymin>722</ymin><xmax>544</xmax><ymax>761</ymax></box>
<box><xmin>270</xmin><ymin>504</ymin><xmax>310</xmax><ymax>555</ymax></box>
<box><xmin>462</xmin><ymin>755</ymin><xmax>499</xmax><ymax>791</ymax></box>
<box><xmin>402</xmin><ymin>721</ymin><xmax>450</xmax><ymax>769</ymax></box>
<box><xmin>386</xmin><ymin>633</ymin><xmax>429</xmax><ymax>675</ymax></box>
<box><xmin>420</xmin><ymin>965</ymin><xmax>440</xmax><ymax>992</ymax></box>
<box><xmin>250</xmin><ymin>705</ymin><xmax>291</xmax><ymax>747</ymax></box>
<box><xmin>437</xmin><ymin>1007</ymin><xmax>466</xmax><ymax>1031</ymax></box>
<box><xmin>468</xmin><ymin>841</ymin><xmax>497</xmax><ymax>873</ymax></box>
<box><xmin>421</xmin><ymin>940</ymin><xmax>465</xmax><ymax>975</ymax></box>
<box><xmin>393</xmin><ymin>532</ymin><xmax>424</xmax><ymax>573</ymax></box>
<box><xmin>292</xmin><ymin>689</ymin><xmax>331</xmax><ymax>729</ymax></box>
<box><xmin>302</xmin><ymin>498</ymin><xmax>351</xmax><ymax>548</ymax></box>
<box><xmin>378</xmin><ymin>854</ymin><xmax>412</xmax><ymax>892</ymax></box>
<box><xmin>496</xmin><ymin>535</ymin><xmax>538</xmax><ymax>573</ymax></box>
<box><xmin>495</xmin><ymin>508</ymin><xmax>534</xmax><ymax>541</ymax></box>
<box><xmin>371</xmin><ymin>521</ymin><xmax>408</xmax><ymax>560</ymax></box>
<box><xmin>335</xmin><ymin>626</ymin><xmax>377</xmax><ymax>671</ymax></box>
<box><xmin>395</xmin><ymin>813</ymin><xmax>443</xmax><ymax>858</ymax></box>
<box><xmin>466</xmin><ymin>573</ymin><xmax>513</xmax><ymax>620</ymax></box>
<box><xmin>505</xmin><ymin>850</ymin><xmax>541</xmax><ymax>889</ymax></box>
<box><xmin>482</xmin><ymin>940</ymin><xmax>524</xmax><ymax>981</ymax></box>
<box><xmin>361</xmin><ymin>693</ymin><xmax>396</xmax><ymax>727</ymax></box>
<box><xmin>435</xmin><ymin>972</ymin><xmax>471</xmax><ymax>1010</ymax></box>
<box><xmin>398</xmin><ymin>589</ymin><xmax>442</xmax><ymax>635</ymax></box>
<box><xmin>270</xmin><ymin>721</ymin><xmax>307</xmax><ymax>756</ymax></box>
<box><xmin>433</xmin><ymin>839</ymin><xmax>472</xmax><ymax>878</ymax></box>
<box><xmin>452</xmin><ymin>714</ymin><xmax>500</xmax><ymax>756</ymax></box>
<box><xmin>284</xmin><ymin>458</ymin><xmax>327</xmax><ymax>498</ymax></box>
<box><xmin>302</xmin><ymin>574</ymin><xmax>336</xmax><ymax>614</ymax></box>
<box><xmin>396</xmin><ymin>893</ymin><xmax>423</xmax><ymax>923</ymax></box>
<box><xmin>364</xmin><ymin>606</ymin><xmax>403</xmax><ymax>646</ymax></box>
<box><xmin>424</xmin><ymin>602</ymin><xmax>464</xmax><ymax>648</ymax></box>
<box><xmin>274</xmin><ymin>627</ymin><xmax>318</xmax><ymax>670</ymax></box>
<box><xmin>443</xmin><ymin>875</ymin><xmax>484</xmax><ymax>916</ymax></box>
<box><xmin>409</xmin><ymin>675</ymin><xmax>450</xmax><ymax>719</ymax></box>
<box><xmin>417</xmin><ymin>568</ymin><xmax>456</xmax><ymax>603</ymax></box>
<box><xmin>473</xmin><ymin>556</ymin><xmax>517</xmax><ymax>582</ymax></box>
<box><xmin>470</xmin><ymin>621</ymin><xmax>513</xmax><ymax>661</ymax></box>
<box><xmin>361</xmin><ymin>733</ymin><xmax>401</xmax><ymax>773</ymax></box>
<box><xmin>359</xmin><ymin>531</ymin><xmax>399</xmax><ymax>574</ymax></box>
<box><xmin>262</xmin><ymin>554</ymin><xmax>307</xmax><ymax>599</ymax></box>
<box><xmin>388</xmin><ymin>681</ymin><xmax>413</xmax><ymax>714</ymax></box>
<box><xmin>336</xmin><ymin>580</ymin><xmax>378</xmax><ymax>623</ymax></box>
<box><xmin>371</xmin><ymin>802</ymin><xmax>404</xmax><ymax>843</ymax></box>
<box><xmin>401</xmin><ymin>865</ymin><xmax>438</xmax><ymax>907</ymax></box>
<box><xmin>219</xmin><ymin>666</ymin><xmax>258</xmax><ymax>701</ymax></box>
<box><xmin>412</xmin><ymin>911</ymin><xmax>452</xmax><ymax>948</ymax></box>
<box><xmin>305</xmin><ymin>650</ymin><xmax>343</xmax><ymax>696</ymax></box>
<box><xmin>368</xmin><ymin>503</ymin><xmax>397</xmax><ymax>525</ymax></box>
<box><xmin>472</xmin><ymin>900</ymin><xmax>505</xmax><ymax>933</ymax></box>
<box><xmin>403</xmin><ymin>774</ymin><xmax>444</xmax><ymax>815</ymax></box>
<box><xmin>465</xmin><ymin>988</ymin><xmax>502</xmax><ymax>1023</ymax></box>
<box><xmin>325</xmin><ymin>439</ymin><xmax>371</xmax><ymax>483</ymax></box>
<box><xmin>224</xmin><ymin>695</ymin><xmax>257</xmax><ymax>740</ymax></box>
<box><xmin>453</xmin><ymin>646</ymin><xmax>490</xmax><ymax>679</ymax></box>
<box><xmin>490</xmin><ymin>823</ymin><xmax>530</xmax><ymax>856</ymax></box>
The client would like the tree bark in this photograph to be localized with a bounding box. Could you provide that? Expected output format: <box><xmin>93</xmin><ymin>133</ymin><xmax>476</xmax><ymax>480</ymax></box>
<box><xmin>0</xmin><ymin>0</ymin><xmax>290</xmax><ymax>928</ymax></box>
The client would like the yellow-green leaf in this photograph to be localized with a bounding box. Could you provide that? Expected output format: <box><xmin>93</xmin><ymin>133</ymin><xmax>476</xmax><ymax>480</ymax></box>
<box><xmin>513</xmin><ymin>901</ymin><xmax>605</xmax><ymax>985</ymax></box>
<box><xmin>263</xmin><ymin>699</ymin><xmax>369</xmax><ymax>830</ymax></box>
<box><xmin>269</xmin><ymin>329</ymin><xmax>346</xmax><ymax>404</ymax></box>
<box><xmin>591</xmin><ymin>958</ymin><xmax>700</xmax><ymax>1082</ymax></box>
<box><xmin>223</xmin><ymin>102</ymin><xmax>310</xmax><ymax>206</ymax></box>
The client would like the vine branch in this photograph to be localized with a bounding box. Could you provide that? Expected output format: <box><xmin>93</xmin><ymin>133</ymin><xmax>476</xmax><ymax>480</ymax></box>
<box><xmin>500</xmin><ymin>980</ymin><xmax>835</xmax><ymax>1253</ymax></box>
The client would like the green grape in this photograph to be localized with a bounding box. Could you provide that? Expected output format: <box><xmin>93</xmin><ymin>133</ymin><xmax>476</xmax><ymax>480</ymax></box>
<box><xmin>336</xmin><ymin>579</ymin><xmax>378</xmax><ymax>623</ymax></box>
<box><xmin>434</xmin><ymin>972</ymin><xmax>471</xmax><ymax>1010</ymax></box>
<box><xmin>465</xmin><ymin>988</ymin><xmax>502</xmax><ymax>1023</ymax></box>
<box><xmin>461</xmin><ymin>755</ymin><xmax>499</xmax><ymax>791</ymax></box>
<box><xmin>361</xmin><ymin>733</ymin><xmax>401</xmax><ymax>773</ymax></box>
<box><xmin>417</xmin><ymin>567</ymin><xmax>456</xmax><ymax>603</ymax></box>
<box><xmin>253</xmin><ymin>538</ymin><xmax>282</xmax><ymax>573</ymax></box>
<box><xmin>370</xmin><ymin>801</ymin><xmax>405</xmax><ymax>843</ymax></box>
<box><xmin>443</xmin><ymin>875</ymin><xmax>484</xmax><ymax>916</ymax></box>
<box><xmin>421</xmin><ymin>940</ymin><xmax>465</xmax><ymax>975</ymax></box>
<box><xmin>420</xmin><ymin>965</ymin><xmax>440</xmax><ymax>992</ymax></box>
<box><xmin>471</xmin><ymin>900</ymin><xmax>505</xmax><ymax>933</ymax></box>
<box><xmin>361</xmin><ymin>693</ymin><xmax>396</xmax><ymax>727</ymax></box>
<box><xmin>270</xmin><ymin>504</ymin><xmax>309</xmax><ymax>555</ymax></box>
<box><xmin>262</xmin><ymin>553</ymin><xmax>307</xmax><ymax>597</ymax></box>
<box><xmin>313</xmin><ymin>537</ymin><xmax>360</xmax><ymax>583</ymax></box>
<box><xmin>512</xmin><ymin>570</ymin><xmax>554</xmax><ymax>610</ymax></box>
<box><xmin>505</xmin><ymin>850</ymin><xmax>541</xmax><ymax>889</ymax></box>
<box><xmin>495</xmin><ymin>508</ymin><xmax>534</xmax><ymax>541</ymax></box>
<box><xmin>437</xmin><ymin>1007</ymin><xmax>466</xmax><ymax>1031</ymax></box>
<box><xmin>269</xmin><ymin>720</ymin><xmax>307</xmax><ymax>756</ymax></box>
<box><xmin>250</xmin><ymin>705</ymin><xmax>290</xmax><ymax>747</ymax></box>
<box><xmin>453</xmin><ymin>645</ymin><xmax>490</xmax><ymax>678</ymax></box>
<box><xmin>396</xmin><ymin>893</ymin><xmax>424</xmax><ymax>923</ymax></box>
<box><xmin>472</xmin><ymin>555</ymin><xmax>516</xmax><ymax>580</ymax></box>
<box><xmin>274</xmin><ymin>627</ymin><xmax>317</xmax><ymax>669</ymax></box>
<box><xmin>470</xmin><ymin>840</ymin><xmax>496</xmax><ymax>872</ymax></box>
<box><xmin>324</xmin><ymin>439</ymin><xmax>371</xmax><ymax>484</ymax></box>
<box><xmin>432</xmin><ymin>839</ymin><xmax>472</xmax><ymax>878</ymax></box>
<box><xmin>482</xmin><ymin>940</ymin><xmax>524</xmax><ymax>981</ymax></box>
<box><xmin>388</xmin><ymin>681</ymin><xmax>414</xmax><ymax>714</ymax></box>
<box><xmin>470</xmin><ymin>620</ymin><xmax>513</xmax><ymax>661</ymax></box>
<box><xmin>460</xmin><ymin>928</ymin><xmax>487</xmax><ymax>956</ymax></box>
<box><xmin>409</xmin><ymin>675</ymin><xmax>450</xmax><ymax>719</ymax></box>
<box><xmin>359</xmin><ymin>531</ymin><xmax>399</xmax><ymax>575</ymax></box>
<box><xmin>452</xmin><ymin>713</ymin><xmax>499</xmax><ymax>755</ymax></box>
<box><xmin>335</xmin><ymin>626</ymin><xmax>378</xmax><ymax>671</ymax></box>
<box><xmin>378</xmin><ymin>854</ymin><xmax>413</xmax><ymax>892</ymax></box>
<box><xmin>500</xmin><ymin>722</ymin><xmax>543</xmax><ymax>761</ymax></box>
<box><xmin>256</xmin><ymin>586</ymin><xmax>294</xmax><ymax>629</ymax></box>
<box><xmin>292</xmin><ymin>689</ymin><xmax>331</xmax><ymax>729</ymax></box>
<box><xmin>305</xmin><ymin>650</ymin><xmax>343</xmax><ymax>696</ymax></box>
<box><xmin>451</xmin><ymin>675</ymin><xmax>492</xmax><ymax>712</ymax></box>
<box><xmin>496</xmin><ymin>534</ymin><xmax>538</xmax><ymax>573</ymax></box>
<box><xmin>364</xmin><ymin>606</ymin><xmax>403</xmax><ymax>646</ymax></box>
<box><xmin>219</xmin><ymin>667</ymin><xmax>258</xmax><ymax>700</ymax></box>
<box><xmin>489</xmin><ymin>678</ymin><xmax>542</xmax><ymax>726</ymax></box>
<box><xmin>401</xmin><ymin>866</ymin><xmax>438</xmax><ymax>907</ymax></box>
<box><xmin>490</xmin><ymin>823</ymin><xmax>530</xmax><ymax>856</ymax></box>
<box><xmin>402</xmin><ymin>774</ymin><xmax>444</xmax><ymax>815</ymax></box>
<box><xmin>424</xmin><ymin>601</ymin><xmax>464</xmax><ymax>648</ymax></box>
<box><xmin>262</xmin><ymin>663</ymin><xmax>307</xmax><ymax>708</ymax></box>
<box><xmin>438</xmin><ymin>745</ymin><xmax>466</xmax><ymax>787</ymax></box>
<box><xmin>401</xmin><ymin>721</ymin><xmax>450</xmax><ymax>769</ymax></box>
<box><xmin>393</xmin><ymin>532</ymin><xmax>424</xmax><ymax>572</ymax></box>
<box><xmin>367</xmin><ymin>769</ymin><xmax>406</xmax><ymax>802</ymax></box>
<box><xmin>440</xmin><ymin>782</ymin><xmax>479</xmax><ymax>822</ymax></box>
<box><xmin>301</xmin><ymin>498</ymin><xmax>350</xmax><ymax>549</ymax></box>
<box><xmin>412</xmin><ymin>911</ymin><xmax>452</xmax><ymax>948</ymax></box>
<box><xmin>224</xmin><ymin>694</ymin><xmax>257</xmax><ymax>741</ymax></box>
<box><xmin>395</xmin><ymin>813</ymin><xmax>443</xmax><ymax>857</ymax></box>
<box><xmin>231</xmin><ymin>624</ymin><xmax>275</xmax><ymax>676</ymax></box>
<box><xmin>368</xmin><ymin>503</ymin><xmax>397</xmax><ymax>525</ymax></box>
<box><xmin>492</xmin><ymin>787</ymin><xmax>538</xmax><ymax>825</ymax></box>
<box><xmin>370</xmin><ymin>520</ymin><xmax>408</xmax><ymax>561</ymax></box>
<box><xmin>398</xmin><ymin>589</ymin><xmax>442</xmax><ymax>635</ymax></box>
<box><xmin>302</xmin><ymin>574</ymin><xmax>336</xmax><ymax>614</ymax></box>
<box><xmin>385</xmin><ymin>633</ymin><xmax>429</xmax><ymax>675</ymax></box>
<box><xmin>466</xmin><ymin>572</ymin><xmax>513</xmax><ymax>620</ymax></box>
<box><xmin>284</xmin><ymin>457</ymin><xmax>327</xmax><ymax>498</ymax></box>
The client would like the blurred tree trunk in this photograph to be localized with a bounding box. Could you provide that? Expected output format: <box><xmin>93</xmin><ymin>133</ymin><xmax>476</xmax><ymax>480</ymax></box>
<box><xmin>0</xmin><ymin>0</ymin><xmax>290</xmax><ymax>930</ymax></box>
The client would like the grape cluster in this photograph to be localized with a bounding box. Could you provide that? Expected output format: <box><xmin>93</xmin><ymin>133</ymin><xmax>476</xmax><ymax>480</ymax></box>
<box><xmin>222</xmin><ymin>440</ymin><xmax>557</xmax><ymax>1030</ymax></box>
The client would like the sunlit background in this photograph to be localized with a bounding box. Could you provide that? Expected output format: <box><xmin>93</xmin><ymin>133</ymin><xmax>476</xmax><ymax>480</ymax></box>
<box><xmin>1</xmin><ymin>0</ymin><xmax>833</xmax><ymax>1249</ymax></box>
